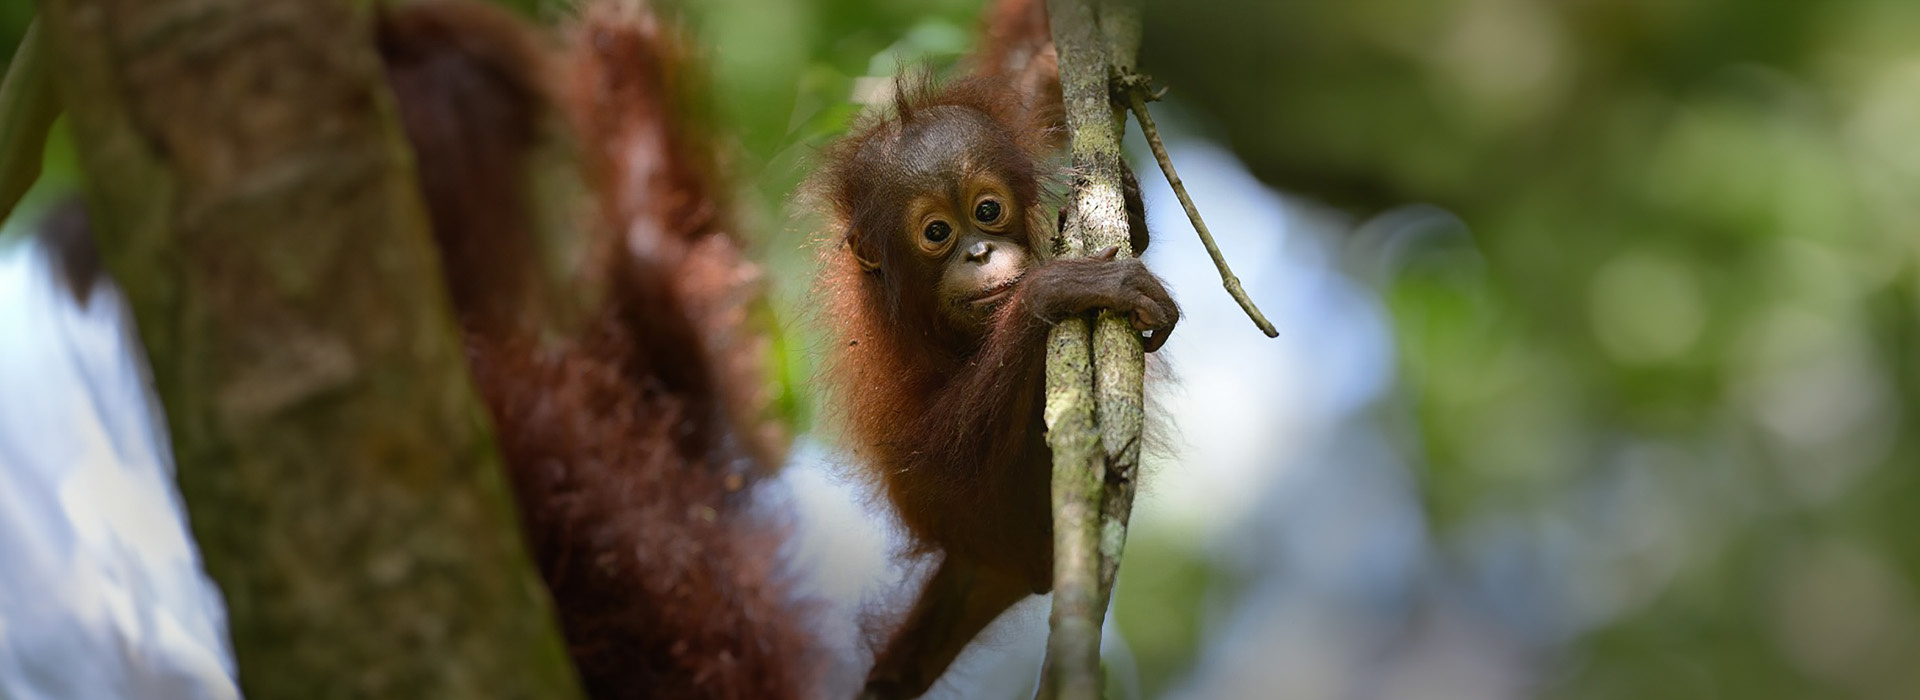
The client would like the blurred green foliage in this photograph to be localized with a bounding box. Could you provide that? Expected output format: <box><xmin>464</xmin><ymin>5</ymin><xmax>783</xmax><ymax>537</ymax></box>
<box><xmin>7</xmin><ymin>0</ymin><xmax>1917</xmax><ymax>697</ymax></box>
<box><xmin>0</xmin><ymin>10</ymin><xmax>77</xmax><ymax>244</ymax></box>
<box><xmin>1144</xmin><ymin>1</ymin><xmax>1920</xmax><ymax>698</ymax></box>
<box><xmin>620</xmin><ymin>0</ymin><xmax>989</xmax><ymax>432</ymax></box>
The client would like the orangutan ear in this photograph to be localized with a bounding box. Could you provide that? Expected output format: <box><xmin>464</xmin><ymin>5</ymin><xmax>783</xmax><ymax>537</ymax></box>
<box><xmin>845</xmin><ymin>233</ymin><xmax>882</xmax><ymax>273</ymax></box>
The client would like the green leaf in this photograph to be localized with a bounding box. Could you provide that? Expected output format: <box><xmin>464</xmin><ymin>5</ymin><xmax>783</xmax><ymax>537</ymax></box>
<box><xmin>0</xmin><ymin>19</ymin><xmax>58</xmax><ymax>226</ymax></box>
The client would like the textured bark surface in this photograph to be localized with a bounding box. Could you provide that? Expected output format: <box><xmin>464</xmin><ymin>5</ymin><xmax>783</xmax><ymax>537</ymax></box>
<box><xmin>1043</xmin><ymin>1</ymin><xmax>1145</xmax><ymax>698</ymax></box>
<box><xmin>37</xmin><ymin>0</ymin><xmax>581</xmax><ymax>697</ymax></box>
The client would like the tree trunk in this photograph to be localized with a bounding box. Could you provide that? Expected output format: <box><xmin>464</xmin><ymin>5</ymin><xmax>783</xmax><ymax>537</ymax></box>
<box><xmin>1042</xmin><ymin>1</ymin><xmax>1145</xmax><ymax>698</ymax></box>
<box><xmin>37</xmin><ymin>1</ymin><xmax>581</xmax><ymax>697</ymax></box>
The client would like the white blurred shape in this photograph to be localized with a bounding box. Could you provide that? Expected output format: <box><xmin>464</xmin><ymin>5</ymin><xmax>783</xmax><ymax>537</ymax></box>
<box><xmin>0</xmin><ymin>235</ymin><xmax>239</xmax><ymax>700</ymax></box>
<box><xmin>1130</xmin><ymin>136</ymin><xmax>1393</xmax><ymax>543</ymax></box>
<box><xmin>771</xmin><ymin>441</ymin><xmax>1052</xmax><ymax>700</ymax></box>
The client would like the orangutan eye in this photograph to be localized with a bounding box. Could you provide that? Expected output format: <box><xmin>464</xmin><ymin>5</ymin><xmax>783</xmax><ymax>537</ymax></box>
<box><xmin>973</xmin><ymin>199</ymin><xmax>1002</xmax><ymax>225</ymax></box>
<box><xmin>923</xmin><ymin>220</ymin><xmax>953</xmax><ymax>243</ymax></box>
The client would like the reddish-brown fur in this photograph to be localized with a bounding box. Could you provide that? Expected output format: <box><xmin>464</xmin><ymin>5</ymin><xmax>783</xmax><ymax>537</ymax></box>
<box><xmin>374</xmin><ymin>0</ymin><xmax>1157</xmax><ymax>696</ymax></box>
<box><xmin>974</xmin><ymin>0</ymin><xmax>1061</xmax><ymax>142</ymax></box>
<box><xmin>814</xmin><ymin>72</ymin><xmax>1060</xmax><ymax>589</ymax></box>
<box><xmin>378</xmin><ymin>2</ymin><xmax>812</xmax><ymax>697</ymax></box>
<box><xmin>810</xmin><ymin>2</ymin><xmax>1176</xmax><ymax>695</ymax></box>
<box><xmin>378</xmin><ymin>1</ymin><xmax>551</xmax><ymax>336</ymax></box>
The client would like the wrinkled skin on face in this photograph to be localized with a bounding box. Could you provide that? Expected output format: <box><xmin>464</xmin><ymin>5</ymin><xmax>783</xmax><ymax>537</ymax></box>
<box><xmin>888</xmin><ymin>110</ymin><xmax>1035</xmax><ymax>335</ymax></box>
<box><xmin>843</xmin><ymin>105</ymin><xmax>1049</xmax><ymax>340</ymax></box>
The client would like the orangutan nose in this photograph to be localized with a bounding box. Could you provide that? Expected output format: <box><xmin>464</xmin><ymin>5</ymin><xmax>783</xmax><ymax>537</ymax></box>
<box><xmin>965</xmin><ymin>240</ymin><xmax>994</xmax><ymax>263</ymax></box>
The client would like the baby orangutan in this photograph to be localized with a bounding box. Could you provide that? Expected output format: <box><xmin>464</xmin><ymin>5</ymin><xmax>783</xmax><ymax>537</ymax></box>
<box><xmin>814</xmin><ymin>71</ymin><xmax>1178</xmax><ymax>698</ymax></box>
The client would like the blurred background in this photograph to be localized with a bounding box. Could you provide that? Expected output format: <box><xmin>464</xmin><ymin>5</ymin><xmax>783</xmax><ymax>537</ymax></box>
<box><xmin>6</xmin><ymin>0</ymin><xmax>1919</xmax><ymax>698</ymax></box>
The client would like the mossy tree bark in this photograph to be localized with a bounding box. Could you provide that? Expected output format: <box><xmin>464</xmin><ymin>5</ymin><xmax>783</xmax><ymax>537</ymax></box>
<box><xmin>37</xmin><ymin>0</ymin><xmax>581</xmax><ymax>697</ymax></box>
<box><xmin>1042</xmin><ymin>1</ymin><xmax>1145</xmax><ymax>698</ymax></box>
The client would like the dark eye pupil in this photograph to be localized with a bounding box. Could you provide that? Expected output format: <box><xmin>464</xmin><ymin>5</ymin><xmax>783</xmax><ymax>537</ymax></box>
<box><xmin>924</xmin><ymin>220</ymin><xmax>952</xmax><ymax>243</ymax></box>
<box><xmin>975</xmin><ymin>200</ymin><xmax>1002</xmax><ymax>223</ymax></box>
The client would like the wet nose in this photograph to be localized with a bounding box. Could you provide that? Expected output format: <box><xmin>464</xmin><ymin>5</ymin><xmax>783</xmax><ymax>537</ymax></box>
<box><xmin>965</xmin><ymin>240</ymin><xmax>995</xmax><ymax>263</ymax></box>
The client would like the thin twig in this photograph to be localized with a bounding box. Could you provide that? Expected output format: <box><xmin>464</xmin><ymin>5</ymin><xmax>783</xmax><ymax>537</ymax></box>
<box><xmin>1120</xmin><ymin>72</ymin><xmax>1279</xmax><ymax>338</ymax></box>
